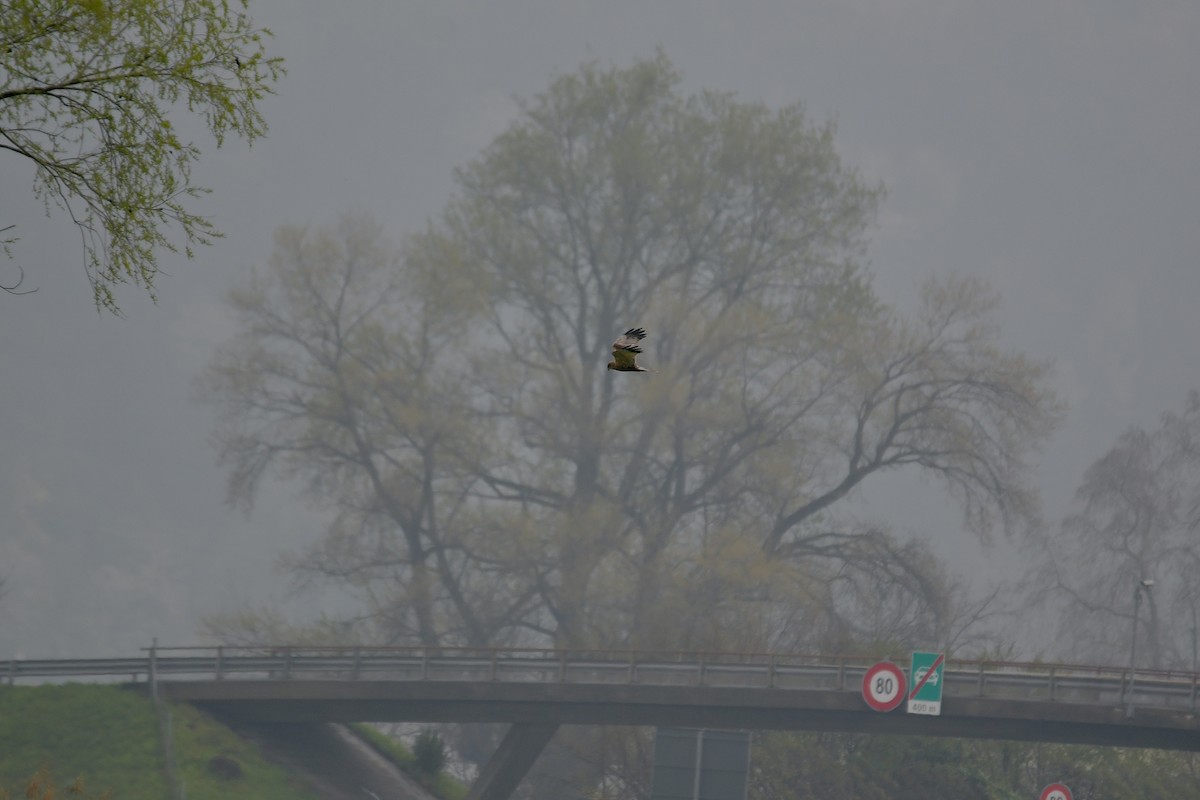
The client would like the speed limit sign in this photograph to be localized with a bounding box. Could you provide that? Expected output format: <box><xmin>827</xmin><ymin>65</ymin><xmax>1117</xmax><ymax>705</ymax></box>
<box><xmin>1039</xmin><ymin>783</ymin><xmax>1072</xmax><ymax>800</ymax></box>
<box><xmin>861</xmin><ymin>661</ymin><xmax>906</xmax><ymax>712</ymax></box>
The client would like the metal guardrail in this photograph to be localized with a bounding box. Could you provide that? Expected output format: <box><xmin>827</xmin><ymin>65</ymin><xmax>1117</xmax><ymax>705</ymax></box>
<box><xmin>5</xmin><ymin>646</ymin><xmax>1199</xmax><ymax>713</ymax></box>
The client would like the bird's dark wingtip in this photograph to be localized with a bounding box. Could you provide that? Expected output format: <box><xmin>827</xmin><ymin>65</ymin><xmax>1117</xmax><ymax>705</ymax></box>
<box><xmin>625</xmin><ymin>327</ymin><xmax>647</xmax><ymax>339</ymax></box>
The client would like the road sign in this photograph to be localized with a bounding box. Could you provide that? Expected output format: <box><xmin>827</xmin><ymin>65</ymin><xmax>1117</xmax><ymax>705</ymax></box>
<box><xmin>1039</xmin><ymin>783</ymin><xmax>1072</xmax><ymax>800</ymax></box>
<box><xmin>862</xmin><ymin>661</ymin><xmax>906</xmax><ymax>712</ymax></box>
<box><xmin>651</xmin><ymin>728</ymin><xmax>750</xmax><ymax>800</ymax></box>
<box><xmin>907</xmin><ymin>651</ymin><xmax>945</xmax><ymax>715</ymax></box>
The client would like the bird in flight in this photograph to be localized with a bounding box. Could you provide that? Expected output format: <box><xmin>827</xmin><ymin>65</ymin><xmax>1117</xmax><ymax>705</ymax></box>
<box><xmin>608</xmin><ymin>327</ymin><xmax>651</xmax><ymax>372</ymax></box>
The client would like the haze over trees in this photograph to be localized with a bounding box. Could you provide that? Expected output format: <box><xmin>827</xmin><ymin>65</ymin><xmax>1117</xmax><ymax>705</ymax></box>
<box><xmin>1031</xmin><ymin>391</ymin><xmax>1200</xmax><ymax>670</ymax></box>
<box><xmin>201</xmin><ymin>53</ymin><xmax>1063</xmax><ymax>657</ymax></box>
<box><xmin>748</xmin><ymin>731</ymin><xmax>1200</xmax><ymax>800</ymax></box>
<box><xmin>0</xmin><ymin>0</ymin><xmax>283</xmax><ymax>311</ymax></box>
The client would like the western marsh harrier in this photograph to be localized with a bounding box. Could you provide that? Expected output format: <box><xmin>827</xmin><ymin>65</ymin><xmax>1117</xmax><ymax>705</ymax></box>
<box><xmin>608</xmin><ymin>327</ymin><xmax>651</xmax><ymax>372</ymax></box>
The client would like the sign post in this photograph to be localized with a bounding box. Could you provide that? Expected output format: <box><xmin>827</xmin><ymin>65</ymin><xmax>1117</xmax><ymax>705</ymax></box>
<box><xmin>861</xmin><ymin>661</ymin><xmax>906</xmax><ymax>712</ymax></box>
<box><xmin>907</xmin><ymin>651</ymin><xmax>945</xmax><ymax>715</ymax></box>
<box><xmin>1039</xmin><ymin>783</ymin><xmax>1073</xmax><ymax>800</ymax></box>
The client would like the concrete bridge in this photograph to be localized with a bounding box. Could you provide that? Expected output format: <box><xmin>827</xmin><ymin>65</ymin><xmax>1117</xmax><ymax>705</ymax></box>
<box><xmin>8</xmin><ymin>646</ymin><xmax>1200</xmax><ymax>799</ymax></box>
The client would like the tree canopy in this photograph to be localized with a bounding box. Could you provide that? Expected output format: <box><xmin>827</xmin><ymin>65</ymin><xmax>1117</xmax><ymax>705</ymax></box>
<box><xmin>0</xmin><ymin>0</ymin><xmax>283</xmax><ymax>311</ymax></box>
<box><xmin>202</xmin><ymin>53</ymin><xmax>1062</xmax><ymax>654</ymax></box>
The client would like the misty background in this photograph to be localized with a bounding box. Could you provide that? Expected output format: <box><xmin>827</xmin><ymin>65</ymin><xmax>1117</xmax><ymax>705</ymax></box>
<box><xmin>1</xmin><ymin>0</ymin><xmax>1197</xmax><ymax>658</ymax></box>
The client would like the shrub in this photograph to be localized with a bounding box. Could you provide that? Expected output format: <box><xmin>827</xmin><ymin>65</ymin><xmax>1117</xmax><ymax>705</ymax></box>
<box><xmin>413</xmin><ymin>730</ymin><xmax>447</xmax><ymax>776</ymax></box>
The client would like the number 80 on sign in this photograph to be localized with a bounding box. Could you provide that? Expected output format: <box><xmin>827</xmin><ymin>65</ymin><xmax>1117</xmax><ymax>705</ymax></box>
<box><xmin>861</xmin><ymin>661</ymin><xmax>907</xmax><ymax>712</ymax></box>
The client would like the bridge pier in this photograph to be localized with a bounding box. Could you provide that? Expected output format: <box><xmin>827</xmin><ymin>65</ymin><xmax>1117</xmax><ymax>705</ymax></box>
<box><xmin>466</xmin><ymin>722</ymin><xmax>559</xmax><ymax>800</ymax></box>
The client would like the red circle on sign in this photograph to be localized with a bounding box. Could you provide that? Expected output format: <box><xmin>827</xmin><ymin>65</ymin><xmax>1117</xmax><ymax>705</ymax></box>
<box><xmin>861</xmin><ymin>661</ymin><xmax>907</xmax><ymax>712</ymax></box>
<box><xmin>1039</xmin><ymin>783</ymin><xmax>1073</xmax><ymax>800</ymax></box>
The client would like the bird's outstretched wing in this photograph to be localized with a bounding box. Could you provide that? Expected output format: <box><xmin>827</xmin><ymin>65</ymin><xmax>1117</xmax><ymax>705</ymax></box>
<box><xmin>609</xmin><ymin>327</ymin><xmax>648</xmax><ymax>371</ymax></box>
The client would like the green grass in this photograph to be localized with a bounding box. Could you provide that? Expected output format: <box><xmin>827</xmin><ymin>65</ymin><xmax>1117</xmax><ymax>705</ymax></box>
<box><xmin>167</xmin><ymin>701</ymin><xmax>321</xmax><ymax>800</ymax></box>
<box><xmin>0</xmin><ymin>684</ymin><xmax>319</xmax><ymax>800</ymax></box>
<box><xmin>0</xmin><ymin>684</ymin><xmax>166</xmax><ymax>799</ymax></box>
<box><xmin>350</xmin><ymin>724</ymin><xmax>468</xmax><ymax>800</ymax></box>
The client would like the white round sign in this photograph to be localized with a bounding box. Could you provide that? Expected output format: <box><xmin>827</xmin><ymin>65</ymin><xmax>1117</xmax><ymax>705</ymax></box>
<box><xmin>861</xmin><ymin>661</ymin><xmax>906</xmax><ymax>712</ymax></box>
<box><xmin>1039</xmin><ymin>783</ymin><xmax>1072</xmax><ymax>800</ymax></box>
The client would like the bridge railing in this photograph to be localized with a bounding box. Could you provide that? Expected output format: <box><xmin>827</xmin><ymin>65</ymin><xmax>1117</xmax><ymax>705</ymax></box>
<box><xmin>5</xmin><ymin>646</ymin><xmax>1199</xmax><ymax>712</ymax></box>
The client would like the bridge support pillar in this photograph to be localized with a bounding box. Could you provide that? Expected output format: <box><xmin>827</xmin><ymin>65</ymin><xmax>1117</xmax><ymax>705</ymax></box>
<box><xmin>466</xmin><ymin>722</ymin><xmax>559</xmax><ymax>800</ymax></box>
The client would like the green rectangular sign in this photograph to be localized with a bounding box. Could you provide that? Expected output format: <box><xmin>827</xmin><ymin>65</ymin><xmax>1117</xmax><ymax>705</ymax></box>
<box><xmin>907</xmin><ymin>651</ymin><xmax>944</xmax><ymax>715</ymax></box>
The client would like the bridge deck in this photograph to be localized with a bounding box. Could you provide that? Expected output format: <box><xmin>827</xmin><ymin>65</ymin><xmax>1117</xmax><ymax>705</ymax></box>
<box><xmin>163</xmin><ymin>676</ymin><xmax>1200</xmax><ymax>751</ymax></box>
<box><xmin>8</xmin><ymin>647</ymin><xmax>1200</xmax><ymax>750</ymax></box>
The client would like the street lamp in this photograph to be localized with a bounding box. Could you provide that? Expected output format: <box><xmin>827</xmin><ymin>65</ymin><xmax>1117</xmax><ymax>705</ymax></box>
<box><xmin>1125</xmin><ymin>578</ymin><xmax>1155</xmax><ymax>719</ymax></box>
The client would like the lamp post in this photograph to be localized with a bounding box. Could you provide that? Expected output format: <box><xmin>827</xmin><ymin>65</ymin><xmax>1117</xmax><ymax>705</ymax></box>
<box><xmin>1125</xmin><ymin>578</ymin><xmax>1155</xmax><ymax>719</ymax></box>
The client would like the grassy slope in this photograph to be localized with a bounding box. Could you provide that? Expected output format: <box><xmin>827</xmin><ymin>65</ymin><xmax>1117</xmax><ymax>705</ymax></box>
<box><xmin>0</xmin><ymin>684</ymin><xmax>319</xmax><ymax>800</ymax></box>
<box><xmin>350</xmin><ymin>724</ymin><xmax>469</xmax><ymax>800</ymax></box>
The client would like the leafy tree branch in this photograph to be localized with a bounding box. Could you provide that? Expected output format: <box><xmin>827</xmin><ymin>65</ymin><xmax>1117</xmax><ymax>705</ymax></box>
<box><xmin>1</xmin><ymin>0</ymin><xmax>283</xmax><ymax>311</ymax></box>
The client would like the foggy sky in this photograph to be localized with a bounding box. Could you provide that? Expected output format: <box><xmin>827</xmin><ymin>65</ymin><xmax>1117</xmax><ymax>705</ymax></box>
<box><xmin>1</xmin><ymin>0</ymin><xmax>1197</xmax><ymax>657</ymax></box>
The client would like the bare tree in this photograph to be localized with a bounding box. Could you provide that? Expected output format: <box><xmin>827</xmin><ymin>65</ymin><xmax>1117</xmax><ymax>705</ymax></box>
<box><xmin>1031</xmin><ymin>391</ymin><xmax>1200</xmax><ymax>669</ymax></box>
